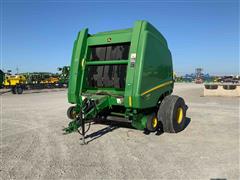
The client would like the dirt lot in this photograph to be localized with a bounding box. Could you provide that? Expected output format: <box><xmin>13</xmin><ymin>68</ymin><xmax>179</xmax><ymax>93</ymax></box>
<box><xmin>0</xmin><ymin>83</ymin><xmax>239</xmax><ymax>179</ymax></box>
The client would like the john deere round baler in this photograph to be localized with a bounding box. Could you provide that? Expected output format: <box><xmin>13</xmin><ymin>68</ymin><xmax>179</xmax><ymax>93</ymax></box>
<box><xmin>65</xmin><ymin>20</ymin><xmax>188</xmax><ymax>143</ymax></box>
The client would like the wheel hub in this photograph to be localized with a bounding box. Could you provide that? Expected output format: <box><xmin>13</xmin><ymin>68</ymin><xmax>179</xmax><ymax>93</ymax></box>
<box><xmin>152</xmin><ymin>117</ymin><xmax>158</xmax><ymax>128</ymax></box>
<box><xmin>176</xmin><ymin>107</ymin><xmax>183</xmax><ymax>124</ymax></box>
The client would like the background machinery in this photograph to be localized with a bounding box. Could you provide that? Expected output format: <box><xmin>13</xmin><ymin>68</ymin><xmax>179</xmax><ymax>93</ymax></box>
<box><xmin>3</xmin><ymin>72</ymin><xmax>63</xmax><ymax>94</ymax></box>
<box><xmin>65</xmin><ymin>20</ymin><xmax>188</xmax><ymax>143</ymax></box>
<box><xmin>195</xmin><ymin>68</ymin><xmax>204</xmax><ymax>84</ymax></box>
<box><xmin>0</xmin><ymin>69</ymin><xmax>4</xmax><ymax>88</ymax></box>
<box><xmin>57</xmin><ymin>66</ymin><xmax>70</xmax><ymax>87</ymax></box>
<box><xmin>3</xmin><ymin>74</ymin><xmax>27</xmax><ymax>94</ymax></box>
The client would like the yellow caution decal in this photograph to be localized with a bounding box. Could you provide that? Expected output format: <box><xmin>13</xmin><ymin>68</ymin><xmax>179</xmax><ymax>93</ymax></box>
<box><xmin>141</xmin><ymin>80</ymin><xmax>173</xmax><ymax>96</ymax></box>
<box><xmin>128</xmin><ymin>96</ymin><xmax>132</xmax><ymax>107</ymax></box>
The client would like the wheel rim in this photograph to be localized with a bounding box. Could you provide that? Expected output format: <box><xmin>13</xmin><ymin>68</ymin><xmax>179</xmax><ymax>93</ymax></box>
<box><xmin>176</xmin><ymin>107</ymin><xmax>183</xmax><ymax>124</ymax></box>
<box><xmin>152</xmin><ymin>117</ymin><xmax>158</xmax><ymax>128</ymax></box>
<box><xmin>71</xmin><ymin>109</ymin><xmax>76</xmax><ymax>119</ymax></box>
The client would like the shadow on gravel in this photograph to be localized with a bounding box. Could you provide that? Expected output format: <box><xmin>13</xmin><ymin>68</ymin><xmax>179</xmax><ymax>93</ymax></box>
<box><xmin>82</xmin><ymin>120</ymin><xmax>134</xmax><ymax>144</ymax></box>
<box><xmin>0</xmin><ymin>89</ymin><xmax>66</xmax><ymax>95</ymax></box>
<box><xmin>0</xmin><ymin>90</ymin><xmax>11</xmax><ymax>95</ymax></box>
<box><xmin>66</xmin><ymin>116</ymin><xmax>191</xmax><ymax>144</ymax></box>
<box><xmin>95</xmin><ymin>120</ymin><xmax>133</xmax><ymax>129</ymax></box>
<box><xmin>184</xmin><ymin>117</ymin><xmax>191</xmax><ymax>130</ymax></box>
<box><xmin>24</xmin><ymin>89</ymin><xmax>66</xmax><ymax>94</ymax></box>
<box><xmin>82</xmin><ymin>125</ymin><xmax>119</xmax><ymax>144</ymax></box>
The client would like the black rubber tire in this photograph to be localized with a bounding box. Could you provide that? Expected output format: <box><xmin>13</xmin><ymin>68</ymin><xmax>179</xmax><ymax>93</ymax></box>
<box><xmin>223</xmin><ymin>85</ymin><xmax>236</xmax><ymax>90</ymax></box>
<box><xmin>11</xmin><ymin>87</ymin><xmax>16</xmax><ymax>94</ymax></box>
<box><xmin>16</xmin><ymin>86</ymin><xmax>23</xmax><ymax>94</ymax></box>
<box><xmin>205</xmin><ymin>84</ymin><xmax>218</xmax><ymax>89</ymax></box>
<box><xmin>67</xmin><ymin>106</ymin><xmax>77</xmax><ymax>120</ymax></box>
<box><xmin>146</xmin><ymin>113</ymin><xmax>158</xmax><ymax>132</ymax></box>
<box><xmin>158</xmin><ymin>95</ymin><xmax>186</xmax><ymax>133</ymax></box>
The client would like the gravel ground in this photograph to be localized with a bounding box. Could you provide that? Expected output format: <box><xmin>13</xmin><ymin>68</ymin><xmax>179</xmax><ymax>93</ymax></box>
<box><xmin>0</xmin><ymin>83</ymin><xmax>239</xmax><ymax>180</ymax></box>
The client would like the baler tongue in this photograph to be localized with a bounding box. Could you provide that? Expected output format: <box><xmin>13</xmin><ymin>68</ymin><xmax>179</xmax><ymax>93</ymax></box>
<box><xmin>64</xmin><ymin>95</ymin><xmax>111</xmax><ymax>144</ymax></box>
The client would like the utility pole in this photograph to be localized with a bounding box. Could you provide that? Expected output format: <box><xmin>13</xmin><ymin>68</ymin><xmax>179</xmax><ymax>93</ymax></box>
<box><xmin>195</xmin><ymin>68</ymin><xmax>203</xmax><ymax>78</ymax></box>
<box><xmin>16</xmin><ymin>66</ymin><xmax>19</xmax><ymax>74</ymax></box>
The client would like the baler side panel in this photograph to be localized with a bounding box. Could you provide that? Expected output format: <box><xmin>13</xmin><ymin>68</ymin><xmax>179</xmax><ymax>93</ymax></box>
<box><xmin>143</xmin><ymin>22</ymin><xmax>168</xmax><ymax>48</ymax></box>
<box><xmin>136</xmin><ymin>31</ymin><xmax>173</xmax><ymax>108</ymax></box>
<box><xmin>68</xmin><ymin>29</ymin><xmax>88</xmax><ymax>104</ymax></box>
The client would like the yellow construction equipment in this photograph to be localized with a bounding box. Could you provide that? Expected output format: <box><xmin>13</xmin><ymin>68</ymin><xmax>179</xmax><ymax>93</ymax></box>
<box><xmin>3</xmin><ymin>75</ymin><xmax>27</xmax><ymax>87</ymax></box>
